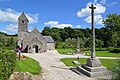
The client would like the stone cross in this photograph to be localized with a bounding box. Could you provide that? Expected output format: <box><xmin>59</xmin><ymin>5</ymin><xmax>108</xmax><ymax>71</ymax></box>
<box><xmin>89</xmin><ymin>4</ymin><xmax>96</xmax><ymax>58</ymax></box>
<box><xmin>77</xmin><ymin>40</ymin><xmax>80</xmax><ymax>52</ymax></box>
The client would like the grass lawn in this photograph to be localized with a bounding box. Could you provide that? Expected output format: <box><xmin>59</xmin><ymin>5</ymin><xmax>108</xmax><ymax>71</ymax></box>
<box><xmin>57</xmin><ymin>48</ymin><xmax>75</xmax><ymax>55</ymax></box>
<box><xmin>61</xmin><ymin>58</ymin><xmax>119</xmax><ymax>70</ymax></box>
<box><xmin>85</xmin><ymin>51</ymin><xmax>120</xmax><ymax>57</ymax></box>
<box><xmin>15</xmin><ymin>57</ymin><xmax>41</xmax><ymax>74</ymax></box>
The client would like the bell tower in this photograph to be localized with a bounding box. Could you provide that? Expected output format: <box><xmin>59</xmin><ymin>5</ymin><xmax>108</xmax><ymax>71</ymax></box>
<box><xmin>18</xmin><ymin>13</ymin><xmax>29</xmax><ymax>47</ymax></box>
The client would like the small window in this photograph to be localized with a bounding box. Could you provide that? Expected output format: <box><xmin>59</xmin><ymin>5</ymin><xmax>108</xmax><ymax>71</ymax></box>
<box><xmin>22</xmin><ymin>20</ymin><xmax>24</xmax><ymax>23</ymax></box>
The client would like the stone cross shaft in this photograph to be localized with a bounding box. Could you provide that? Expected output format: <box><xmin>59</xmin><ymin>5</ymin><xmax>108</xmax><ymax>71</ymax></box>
<box><xmin>77</xmin><ymin>41</ymin><xmax>80</xmax><ymax>49</ymax></box>
<box><xmin>89</xmin><ymin>4</ymin><xmax>96</xmax><ymax>58</ymax></box>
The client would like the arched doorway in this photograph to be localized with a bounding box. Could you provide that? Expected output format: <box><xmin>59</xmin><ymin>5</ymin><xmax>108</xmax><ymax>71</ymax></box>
<box><xmin>33</xmin><ymin>45</ymin><xmax>38</xmax><ymax>53</ymax></box>
<box><xmin>24</xmin><ymin>45</ymin><xmax>28</xmax><ymax>53</ymax></box>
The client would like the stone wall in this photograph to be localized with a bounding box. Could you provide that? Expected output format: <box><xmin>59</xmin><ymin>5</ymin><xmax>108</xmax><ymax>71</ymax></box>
<box><xmin>47</xmin><ymin>43</ymin><xmax>55</xmax><ymax>50</ymax></box>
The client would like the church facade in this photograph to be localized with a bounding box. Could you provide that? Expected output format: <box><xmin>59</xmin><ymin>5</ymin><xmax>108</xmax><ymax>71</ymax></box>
<box><xmin>18</xmin><ymin>13</ymin><xmax>55</xmax><ymax>53</ymax></box>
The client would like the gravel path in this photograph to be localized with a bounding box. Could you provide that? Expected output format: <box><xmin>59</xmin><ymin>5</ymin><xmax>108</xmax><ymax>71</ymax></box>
<box><xmin>23</xmin><ymin>50</ymin><xmax>95</xmax><ymax>80</ymax></box>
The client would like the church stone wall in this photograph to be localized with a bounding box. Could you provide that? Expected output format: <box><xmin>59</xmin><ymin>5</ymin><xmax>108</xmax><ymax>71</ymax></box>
<box><xmin>23</xmin><ymin>28</ymin><xmax>47</xmax><ymax>53</ymax></box>
<box><xmin>47</xmin><ymin>43</ymin><xmax>55</xmax><ymax>50</ymax></box>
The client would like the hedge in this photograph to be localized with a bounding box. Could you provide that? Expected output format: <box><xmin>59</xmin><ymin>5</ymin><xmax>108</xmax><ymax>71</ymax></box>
<box><xmin>0</xmin><ymin>50</ymin><xmax>16</xmax><ymax>80</ymax></box>
<box><xmin>81</xmin><ymin>48</ymin><xmax>107</xmax><ymax>51</ymax></box>
<box><xmin>109</xmin><ymin>48</ymin><xmax>120</xmax><ymax>53</ymax></box>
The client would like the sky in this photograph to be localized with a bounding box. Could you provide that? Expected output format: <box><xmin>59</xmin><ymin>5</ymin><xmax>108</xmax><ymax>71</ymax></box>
<box><xmin>0</xmin><ymin>0</ymin><xmax>120</xmax><ymax>35</ymax></box>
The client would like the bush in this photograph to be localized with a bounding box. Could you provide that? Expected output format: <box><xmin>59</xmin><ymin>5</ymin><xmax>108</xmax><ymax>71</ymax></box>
<box><xmin>109</xmin><ymin>48</ymin><xmax>120</xmax><ymax>53</ymax></box>
<box><xmin>81</xmin><ymin>48</ymin><xmax>107</xmax><ymax>51</ymax></box>
<box><xmin>0</xmin><ymin>51</ymin><xmax>16</xmax><ymax>80</ymax></box>
<box><xmin>112</xmin><ymin>59</ymin><xmax>120</xmax><ymax>80</ymax></box>
<box><xmin>107</xmin><ymin>47</ymin><xmax>114</xmax><ymax>51</ymax></box>
<box><xmin>55</xmin><ymin>42</ymin><xmax>66</xmax><ymax>49</ymax></box>
<box><xmin>0</xmin><ymin>47</ymin><xmax>15</xmax><ymax>50</ymax></box>
<box><xmin>95</xmin><ymin>48</ymin><xmax>107</xmax><ymax>51</ymax></box>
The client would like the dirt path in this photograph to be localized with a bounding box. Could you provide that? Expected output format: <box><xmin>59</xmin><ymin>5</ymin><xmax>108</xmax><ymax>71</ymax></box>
<box><xmin>23</xmin><ymin>50</ymin><xmax>95</xmax><ymax>80</ymax></box>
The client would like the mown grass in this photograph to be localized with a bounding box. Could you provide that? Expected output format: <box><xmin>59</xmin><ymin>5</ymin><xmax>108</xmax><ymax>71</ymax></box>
<box><xmin>85</xmin><ymin>51</ymin><xmax>120</xmax><ymax>57</ymax></box>
<box><xmin>15</xmin><ymin>57</ymin><xmax>41</xmax><ymax>74</ymax></box>
<box><xmin>57</xmin><ymin>48</ymin><xmax>75</xmax><ymax>55</ymax></box>
<box><xmin>61</xmin><ymin>58</ymin><xmax>119</xmax><ymax>70</ymax></box>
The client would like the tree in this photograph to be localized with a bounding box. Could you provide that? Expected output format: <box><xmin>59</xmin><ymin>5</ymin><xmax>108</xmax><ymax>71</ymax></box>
<box><xmin>103</xmin><ymin>14</ymin><xmax>120</xmax><ymax>32</ymax></box>
<box><xmin>84</xmin><ymin>37</ymin><xmax>91</xmax><ymax>48</ymax></box>
<box><xmin>73</xmin><ymin>29</ymin><xmax>84</xmax><ymax>39</ymax></box>
<box><xmin>6</xmin><ymin>37</ymin><xmax>14</xmax><ymax>46</ymax></box>
<box><xmin>84</xmin><ymin>28</ymin><xmax>91</xmax><ymax>38</ymax></box>
<box><xmin>117</xmin><ymin>37</ymin><xmax>120</xmax><ymax>47</ymax></box>
<box><xmin>51</xmin><ymin>27</ymin><xmax>62</xmax><ymax>42</ymax></box>
<box><xmin>64</xmin><ymin>27</ymin><xmax>72</xmax><ymax>38</ymax></box>
<box><xmin>99</xmin><ymin>28</ymin><xmax>112</xmax><ymax>47</ymax></box>
<box><xmin>110</xmin><ymin>32</ymin><xmax>118</xmax><ymax>47</ymax></box>
<box><xmin>95</xmin><ymin>39</ymin><xmax>104</xmax><ymax>48</ymax></box>
<box><xmin>0</xmin><ymin>34</ymin><xmax>6</xmax><ymax>46</ymax></box>
<box><xmin>65</xmin><ymin>38</ymin><xmax>76</xmax><ymax>48</ymax></box>
<box><xmin>60</xmin><ymin>29</ymin><xmax>69</xmax><ymax>42</ymax></box>
<box><xmin>42</xmin><ymin>27</ymin><xmax>51</xmax><ymax>36</ymax></box>
<box><xmin>102</xmin><ymin>14</ymin><xmax>120</xmax><ymax>47</ymax></box>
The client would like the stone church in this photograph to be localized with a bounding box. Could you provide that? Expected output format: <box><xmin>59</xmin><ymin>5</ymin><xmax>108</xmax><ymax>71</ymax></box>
<box><xmin>18</xmin><ymin>13</ymin><xmax>55</xmax><ymax>53</ymax></box>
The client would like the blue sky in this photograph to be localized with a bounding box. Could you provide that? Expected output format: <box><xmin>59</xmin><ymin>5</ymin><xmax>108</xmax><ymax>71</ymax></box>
<box><xmin>0</xmin><ymin>0</ymin><xmax>120</xmax><ymax>34</ymax></box>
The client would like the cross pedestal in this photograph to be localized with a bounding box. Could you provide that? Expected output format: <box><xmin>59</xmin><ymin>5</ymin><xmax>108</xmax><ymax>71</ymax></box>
<box><xmin>86</xmin><ymin>58</ymin><xmax>101</xmax><ymax>67</ymax></box>
<box><xmin>76</xmin><ymin>57</ymin><xmax>111</xmax><ymax>77</ymax></box>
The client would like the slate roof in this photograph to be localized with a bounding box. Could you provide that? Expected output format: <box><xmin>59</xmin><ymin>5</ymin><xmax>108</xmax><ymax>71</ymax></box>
<box><xmin>18</xmin><ymin>13</ymin><xmax>29</xmax><ymax>21</ymax></box>
<box><xmin>43</xmin><ymin>36</ymin><xmax>55</xmax><ymax>43</ymax></box>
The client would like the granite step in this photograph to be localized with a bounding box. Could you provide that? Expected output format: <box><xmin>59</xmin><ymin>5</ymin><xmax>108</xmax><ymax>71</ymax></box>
<box><xmin>76</xmin><ymin>66</ymin><xmax>112</xmax><ymax>77</ymax></box>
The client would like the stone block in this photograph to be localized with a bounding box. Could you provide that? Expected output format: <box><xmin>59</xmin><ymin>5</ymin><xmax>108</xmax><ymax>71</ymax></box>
<box><xmin>82</xmin><ymin>65</ymin><xmax>107</xmax><ymax>72</ymax></box>
<box><xmin>72</xmin><ymin>61</ymin><xmax>81</xmax><ymax>65</ymax></box>
<box><xmin>86</xmin><ymin>58</ymin><xmax>101</xmax><ymax>67</ymax></box>
<box><xmin>76</xmin><ymin>66</ymin><xmax>112</xmax><ymax>77</ymax></box>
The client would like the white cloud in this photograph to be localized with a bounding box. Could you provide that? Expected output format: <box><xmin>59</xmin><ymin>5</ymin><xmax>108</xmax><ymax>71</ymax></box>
<box><xmin>107</xmin><ymin>2</ymin><xmax>118</xmax><ymax>7</ymax></box>
<box><xmin>96</xmin><ymin>19</ymin><xmax>103</xmax><ymax>25</ymax></box>
<box><xmin>94</xmin><ymin>0</ymin><xmax>98</xmax><ymax>4</ymax></box>
<box><xmin>0</xmin><ymin>8</ymin><xmax>39</xmax><ymax>23</ymax></box>
<box><xmin>26</xmin><ymin>13</ymin><xmax>39</xmax><ymax>23</ymax></box>
<box><xmin>44</xmin><ymin>21</ymin><xmax>73</xmax><ymax>28</ymax></box>
<box><xmin>2</xmin><ymin>24</ymin><xmax>18</xmax><ymax>34</ymax></box>
<box><xmin>77</xmin><ymin>2</ymin><xmax>91</xmax><ymax>17</ymax></box>
<box><xmin>54</xmin><ymin>24</ymin><xmax>73</xmax><ymax>28</ymax></box>
<box><xmin>2</xmin><ymin>24</ymin><xmax>36</xmax><ymax>34</ymax></box>
<box><xmin>85</xmin><ymin>15</ymin><xmax>102</xmax><ymax>23</ymax></box>
<box><xmin>77</xmin><ymin>1</ymin><xmax>106</xmax><ymax>25</ymax></box>
<box><xmin>75</xmin><ymin>25</ymin><xmax>81</xmax><ymax>28</ymax></box>
<box><xmin>1</xmin><ymin>30</ymin><xmax>7</xmax><ymax>33</ymax></box>
<box><xmin>44</xmin><ymin>21</ymin><xmax>59</xmax><ymax>26</ymax></box>
<box><xmin>77</xmin><ymin>2</ymin><xmax>106</xmax><ymax>17</ymax></box>
<box><xmin>94</xmin><ymin>4</ymin><xmax>106</xmax><ymax>15</ymax></box>
<box><xmin>100</xmin><ymin>0</ymin><xmax>106</xmax><ymax>4</ymax></box>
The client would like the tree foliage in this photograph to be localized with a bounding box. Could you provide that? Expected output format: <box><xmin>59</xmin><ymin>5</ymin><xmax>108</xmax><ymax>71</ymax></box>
<box><xmin>0</xmin><ymin>32</ymin><xmax>17</xmax><ymax>47</ymax></box>
<box><xmin>103</xmin><ymin>14</ymin><xmax>120</xmax><ymax>32</ymax></box>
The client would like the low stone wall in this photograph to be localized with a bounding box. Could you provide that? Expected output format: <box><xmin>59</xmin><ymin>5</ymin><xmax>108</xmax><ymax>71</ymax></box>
<box><xmin>9</xmin><ymin>72</ymin><xmax>35</xmax><ymax>80</ymax></box>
